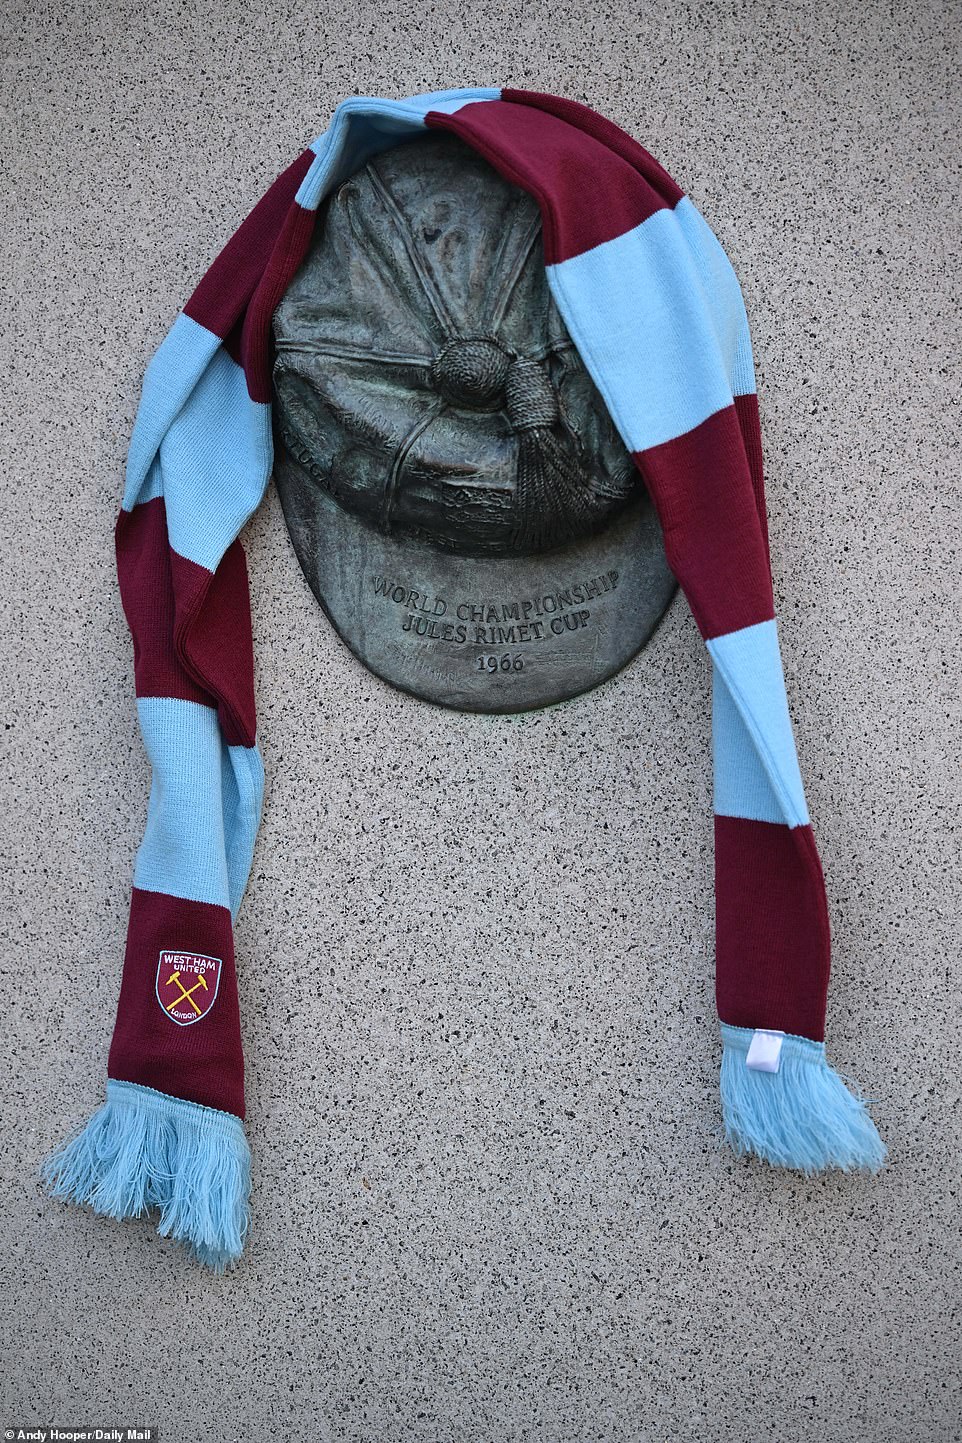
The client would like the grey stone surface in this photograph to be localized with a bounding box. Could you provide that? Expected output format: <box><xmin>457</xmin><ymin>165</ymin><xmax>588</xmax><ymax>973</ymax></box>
<box><xmin>0</xmin><ymin>1</ymin><xmax>959</xmax><ymax>1440</ymax></box>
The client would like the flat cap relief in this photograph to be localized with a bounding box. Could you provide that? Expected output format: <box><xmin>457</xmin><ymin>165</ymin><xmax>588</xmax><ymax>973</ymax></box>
<box><xmin>271</xmin><ymin>129</ymin><xmax>676</xmax><ymax>711</ymax></box>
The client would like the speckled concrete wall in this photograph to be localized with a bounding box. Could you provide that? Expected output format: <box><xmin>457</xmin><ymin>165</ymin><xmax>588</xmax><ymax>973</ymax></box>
<box><xmin>2</xmin><ymin>2</ymin><xmax>959</xmax><ymax>1440</ymax></box>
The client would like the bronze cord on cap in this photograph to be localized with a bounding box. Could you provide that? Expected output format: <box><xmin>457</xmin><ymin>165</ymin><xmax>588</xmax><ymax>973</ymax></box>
<box><xmin>424</xmin><ymin>334</ymin><xmax>602</xmax><ymax>553</ymax></box>
<box><xmin>502</xmin><ymin>355</ymin><xmax>600</xmax><ymax>553</ymax></box>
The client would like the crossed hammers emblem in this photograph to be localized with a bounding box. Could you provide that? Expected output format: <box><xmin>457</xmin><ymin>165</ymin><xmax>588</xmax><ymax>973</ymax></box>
<box><xmin>164</xmin><ymin>969</ymin><xmax>209</xmax><ymax>1017</ymax></box>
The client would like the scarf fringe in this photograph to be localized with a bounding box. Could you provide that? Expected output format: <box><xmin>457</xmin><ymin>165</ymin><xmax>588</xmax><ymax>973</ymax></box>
<box><xmin>40</xmin><ymin>1079</ymin><xmax>251</xmax><ymax>1270</ymax></box>
<box><xmin>720</xmin><ymin>1023</ymin><xmax>886</xmax><ymax>1173</ymax></box>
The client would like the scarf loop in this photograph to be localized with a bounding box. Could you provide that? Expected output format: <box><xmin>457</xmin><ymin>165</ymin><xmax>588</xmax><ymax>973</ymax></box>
<box><xmin>42</xmin><ymin>87</ymin><xmax>885</xmax><ymax>1269</ymax></box>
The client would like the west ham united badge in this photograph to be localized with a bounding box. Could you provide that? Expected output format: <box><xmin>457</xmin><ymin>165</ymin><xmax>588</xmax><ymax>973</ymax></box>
<box><xmin>156</xmin><ymin>950</ymin><xmax>222</xmax><ymax>1026</ymax></box>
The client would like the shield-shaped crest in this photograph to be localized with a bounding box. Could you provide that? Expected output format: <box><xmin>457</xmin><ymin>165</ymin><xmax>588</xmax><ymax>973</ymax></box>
<box><xmin>156</xmin><ymin>950</ymin><xmax>222</xmax><ymax>1027</ymax></box>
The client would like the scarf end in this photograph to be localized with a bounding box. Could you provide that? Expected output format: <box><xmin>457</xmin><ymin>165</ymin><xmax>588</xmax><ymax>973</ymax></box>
<box><xmin>719</xmin><ymin>1022</ymin><xmax>886</xmax><ymax>1174</ymax></box>
<box><xmin>41</xmin><ymin>1079</ymin><xmax>251</xmax><ymax>1270</ymax></box>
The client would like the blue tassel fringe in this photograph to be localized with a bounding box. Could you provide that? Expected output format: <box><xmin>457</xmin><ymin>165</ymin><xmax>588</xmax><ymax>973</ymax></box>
<box><xmin>41</xmin><ymin>1079</ymin><xmax>251</xmax><ymax>1270</ymax></box>
<box><xmin>720</xmin><ymin>1023</ymin><xmax>886</xmax><ymax>1174</ymax></box>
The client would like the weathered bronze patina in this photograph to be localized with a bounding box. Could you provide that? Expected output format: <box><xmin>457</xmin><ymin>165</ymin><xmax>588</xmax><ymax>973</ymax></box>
<box><xmin>272</xmin><ymin>132</ymin><xmax>676</xmax><ymax>712</ymax></box>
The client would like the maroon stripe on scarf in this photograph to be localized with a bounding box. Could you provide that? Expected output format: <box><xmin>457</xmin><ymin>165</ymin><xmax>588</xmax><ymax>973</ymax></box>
<box><xmin>170</xmin><ymin>543</ymin><xmax>257</xmax><ymax>748</ymax></box>
<box><xmin>634</xmin><ymin>403</ymin><xmax>775</xmax><ymax>640</ymax></box>
<box><xmin>500</xmin><ymin>89</ymin><xmax>685</xmax><ymax>207</ymax></box>
<box><xmin>241</xmin><ymin>200</ymin><xmax>317</xmax><ymax>403</ymax></box>
<box><xmin>116</xmin><ymin>497</ymin><xmax>256</xmax><ymax>747</ymax></box>
<box><xmin>183</xmin><ymin>149</ymin><xmax>315</xmax><ymax>341</ymax></box>
<box><xmin>108</xmin><ymin>888</ymin><xmax>245</xmax><ymax>1118</ymax></box>
<box><xmin>426</xmin><ymin>99</ymin><xmax>670</xmax><ymax>264</ymax></box>
<box><xmin>714</xmin><ymin>816</ymin><xmax>831</xmax><ymax>1041</ymax></box>
<box><xmin>116</xmin><ymin>498</ymin><xmax>217</xmax><ymax>711</ymax></box>
<box><xmin>733</xmin><ymin>390</ymin><xmax>771</xmax><ymax>567</ymax></box>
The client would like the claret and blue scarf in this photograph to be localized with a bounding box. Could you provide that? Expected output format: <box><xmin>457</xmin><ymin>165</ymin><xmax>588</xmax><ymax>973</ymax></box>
<box><xmin>42</xmin><ymin>87</ymin><xmax>885</xmax><ymax>1269</ymax></box>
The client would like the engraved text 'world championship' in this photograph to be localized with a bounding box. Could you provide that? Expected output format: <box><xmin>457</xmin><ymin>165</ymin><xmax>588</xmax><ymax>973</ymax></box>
<box><xmin>371</xmin><ymin>569</ymin><xmax>620</xmax><ymax>648</ymax></box>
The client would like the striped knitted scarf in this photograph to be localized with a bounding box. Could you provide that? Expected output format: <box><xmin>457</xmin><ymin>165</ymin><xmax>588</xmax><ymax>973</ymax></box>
<box><xmin>42</xmin><ymin>87</ymin><xmax>885</xmax><ymax>1270</ymax></box>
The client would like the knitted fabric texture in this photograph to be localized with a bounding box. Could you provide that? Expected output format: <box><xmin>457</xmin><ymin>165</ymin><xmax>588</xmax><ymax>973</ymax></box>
<box><xmin>42</xmin><ymin>87</ymin><xmax>885</xmax><ymax>1269</ymax></box>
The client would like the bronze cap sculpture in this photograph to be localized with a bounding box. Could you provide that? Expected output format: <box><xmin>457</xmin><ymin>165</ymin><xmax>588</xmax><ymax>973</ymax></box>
<box><xmin>272</xmin><ymin>132</ymin><xmax>676</xmax><ymax>712</ymax></box>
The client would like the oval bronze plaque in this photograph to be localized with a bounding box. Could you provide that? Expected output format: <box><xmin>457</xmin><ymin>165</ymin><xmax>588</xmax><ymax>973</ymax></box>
<box><xmin>272</xmin><ymin>132</ymin><xmax>676</xmax><ymax>713</ymax></box>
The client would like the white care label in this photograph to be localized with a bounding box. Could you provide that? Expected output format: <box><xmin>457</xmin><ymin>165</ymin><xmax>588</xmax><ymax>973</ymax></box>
<box><xmin>745</xmin><ymin>1029</ymin><xmax>786</xmax><ymax>1073</ymax></box>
